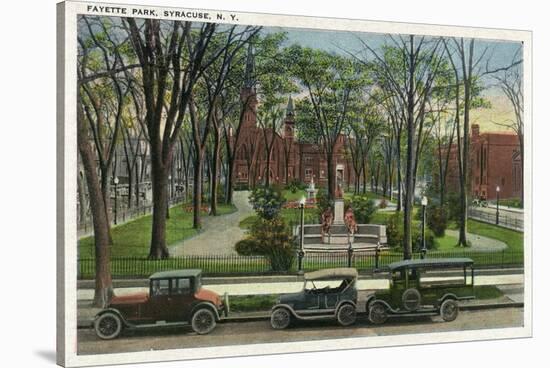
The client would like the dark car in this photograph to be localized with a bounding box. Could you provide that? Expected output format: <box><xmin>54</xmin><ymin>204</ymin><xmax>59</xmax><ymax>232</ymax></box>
<box><xmin>93</xmin><ymin>269</ymin><xmax>228</xmax><ymax>339</ymax></box>
<box><xmin>270</xmin><ymin>268</ymin><xmax>358</xmax><ymax>329</ymax></box>
<box><xmin>366</xmin><ymin>258</ymin><xmax>475</xmax><ymax>324</ymax></box>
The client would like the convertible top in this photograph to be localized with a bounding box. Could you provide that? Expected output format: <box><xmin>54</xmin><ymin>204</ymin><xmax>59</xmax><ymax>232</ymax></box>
<box><xmin>387</xmin><ymin>258</ymin><xmax>474</xmax><ymax>271</ymax></box>
<box><xmin>305</xmin><ymin>268</ymin><xmax>358</xmax><ymax>280</ymax></box>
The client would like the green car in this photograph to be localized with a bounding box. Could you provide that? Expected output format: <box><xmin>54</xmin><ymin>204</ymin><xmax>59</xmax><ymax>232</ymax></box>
<box><xmin>366</xmin><ymin>258</ymin><xmax>475</xmax><ymax>324</ymax></box>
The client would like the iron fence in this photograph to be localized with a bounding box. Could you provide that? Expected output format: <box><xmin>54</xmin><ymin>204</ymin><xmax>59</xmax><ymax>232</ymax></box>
<box><xmin>78</xmin><ymin>249</ymin><xmax>523</xmax><ymax>279</ymax></box>
<box><xmin>468</xmin><ymin>208</ymin><xmax>524</xmax><ymax>231</ymax></box>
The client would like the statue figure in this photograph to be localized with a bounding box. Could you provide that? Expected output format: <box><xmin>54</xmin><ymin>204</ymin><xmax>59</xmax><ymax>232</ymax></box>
<box><xmin>344</xmin><ymin>207</ymin><xmax>357</xmax><ymax>235</ymax></box>
<box><xmin>320</xmin><ymin>207</ymin><xmax>334</xmax><ymax>243</ymax></box>
<box><xmin>335</xmin><ymin>170</ymin><xmax>344</xmax><ymax>199</ymax></box>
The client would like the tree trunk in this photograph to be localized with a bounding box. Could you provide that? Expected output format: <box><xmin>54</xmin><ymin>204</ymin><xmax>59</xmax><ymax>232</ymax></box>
<box><xmin>149</xmin><ymin>156</ymin><xmax>170</xmax><ymax>258</ymax></box>
<box><xmin>78</xmin><ymin>104</ymin><xmax>113</xmax><ymax>308</ymax></box>
<box><xmin>210</xmin><ymin>130</ymin><xmax>221</xmax><ymax>216</ymax></box>
<box><xmin>193</xmin><ymin>146</ymin><xmax>205</xmax><ymax>229</ymax></box>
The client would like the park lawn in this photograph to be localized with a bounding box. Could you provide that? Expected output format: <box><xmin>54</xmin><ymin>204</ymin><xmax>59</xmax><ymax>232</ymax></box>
<box><xmin>229</xmin><ymin>294</ymin><xmax>278</xmax><ymax>312</ymax></box>
<box><xmin>466</xmin><ymin>219</ymin><xmax>523</xmax><ymax>252</ymax></box>
<box><xmin>79</xmin><ymin>203</ymin><xmax>237</xmax><ymax>259</ymax></box>
<box><xmin>282</xmin><ymin>189</ymin><xmax>307</xmax><ymax>202</ymax></box>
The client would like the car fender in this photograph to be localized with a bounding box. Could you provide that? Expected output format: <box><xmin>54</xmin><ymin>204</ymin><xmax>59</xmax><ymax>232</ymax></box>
<box><xmin>334</xmin><ymin>300</ymin><xmax>356</xmax><ymax>316</ymax></box>
<box><xmin>94</xmin><ymin>308</ymin><xmax>130</xmax><ymax>327</ymax></box>
<box><xmin>369</xmin><ymin>299</ymin><xmax>397</xmax><ymax>314</ymax></box>
<box><xmin>437</xmin><ymin>293</ymin><xmax>458</xmax><ymax>306</ymax></box>
<box><xmin>365</xmin><ymin>295</ymin><xmax>377</xmax><ymax>311</ymax></box>
<box><xmin>271</xmin><ymin>304</ymin><xmax>299</xmax><ymax>319</ymax></box>
<box><xmin>191</xmin><ymin>302</ymin><xmax>221</xmax><ymax>321</ymax></box>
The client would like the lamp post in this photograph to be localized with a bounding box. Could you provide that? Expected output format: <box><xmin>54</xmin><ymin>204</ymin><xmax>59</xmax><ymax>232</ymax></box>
<box><xmin>113</xmin><ymin>176</ymin><xmax>119</xmax><ymax>225</ymax></box>
<box><xmin>496</xmin><ymin>186</ymin><xmax>500</xmax><ymax>225</ymax></box>
<box><xmin>421</xmin><ymin>196</ymin><xmax>428</xmax><ymax>259</ymax></box>
<box><xmin>298</xmin><ymin>196</ymin><xmax>306</xmax><ymax>273</ymax></box>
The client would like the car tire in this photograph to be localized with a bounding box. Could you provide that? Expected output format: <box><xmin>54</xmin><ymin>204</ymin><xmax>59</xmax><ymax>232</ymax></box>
<box><xmin>440</xmin><ymin>299</ymin><xmax>459</xmax><ymax>322</ymax></box>
<box><xmin>368</xmin><ymin>303</ymin><xmax>388</xmax><ymax>325</ymax></box>
<box><xmin>336</xmin><ymin>304</ymin><xmax>357</xmax><ymax>327</ymax></box>
<box><xmin>191</xmin><ymin>308</ymin><xmax>217</xmax><ymax>335</ymax></box>
<box><xmin>94</xmin><ymin>312</ymin><xmax>123</xmax><ymax>340</ymax></box>
<box><xmin>402</xmin><ymin>288</ymin><xmax>422</xmax><ymax>311</ymax></box>
<box><xmin>270</xmin><ymin>307</ymin><xmax>292</xmax><ymax>330</ymax></box>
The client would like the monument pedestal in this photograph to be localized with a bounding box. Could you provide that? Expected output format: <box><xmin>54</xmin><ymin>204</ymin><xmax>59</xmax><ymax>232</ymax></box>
<box><xmin>333</xmin><ymin>199</ymin><xmax>344</xmax><ymax>224</ymax></box>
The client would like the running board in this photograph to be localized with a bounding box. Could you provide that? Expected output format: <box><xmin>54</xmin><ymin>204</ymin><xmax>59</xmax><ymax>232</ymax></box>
<box><xmin>126</xmin><ymin>321</ymin><xmax>188</xmax><ymax>329</ymax></box>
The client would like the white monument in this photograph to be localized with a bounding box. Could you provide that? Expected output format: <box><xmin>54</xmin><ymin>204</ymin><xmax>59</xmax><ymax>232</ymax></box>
<box><xmin>333</xmin><ymin>165</ymin><xmax>345</xmax><ymax>224</ymax></box>
<box><xmin>306</xmin><ymin>177</ymin><xmax>317</xmax><ymax>200</ymax></box>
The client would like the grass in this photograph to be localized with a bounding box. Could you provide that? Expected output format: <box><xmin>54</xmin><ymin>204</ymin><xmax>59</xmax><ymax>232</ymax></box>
<box><xmin>229</xmin><ymin>294</ymin><xmax>278</xmax><ymax>312</ymax></box>
<box><xmin>239</xmin><ymin>208</ymin><xmax>318</xmax><ymax>230</ymax></box>
<box><xmin>78</xmin><ymin>202</ymin><xmax>237</xmax><ymax>259</ymax></box>
<box><xmin>473</xmin><ymin>285</ymin><xmax>504</xmax><ymax>300</ymax></box>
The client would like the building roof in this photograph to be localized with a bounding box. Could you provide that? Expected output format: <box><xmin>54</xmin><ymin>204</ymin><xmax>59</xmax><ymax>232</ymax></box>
<box><xmin>387</xmin><ymin>258</ymin><xmax>474</xmax><ymax>271</ymax></box>
<box><xmin>149</xmin><ymin>269</ymin><xmax>202</xmax><ymax>279</ymax></box>
<box><xmin>305</xmin><ymin>268</ymin><xmax>358</xmax><ymax>280</ymax></box>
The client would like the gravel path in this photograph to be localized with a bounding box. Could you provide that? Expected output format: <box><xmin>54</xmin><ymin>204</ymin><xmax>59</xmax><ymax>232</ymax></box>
<box><xmin>170</xmin><ymin>191</ymin><xmax>254</xmax><ymax>256</ymax></box>
<box><xmin>445</xmin><ymin>229</ymin><xmax>507</xmax><ymax>252</ymax></box>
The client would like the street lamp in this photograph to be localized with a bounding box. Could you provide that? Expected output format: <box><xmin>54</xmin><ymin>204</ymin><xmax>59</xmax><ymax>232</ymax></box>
<box><xmin>298</xmin><ymin>196</ymin><xmax>306</xmax><ymax>273</ymax></box>
<box><xmin>421</xmin><ymin>196</ymin><xmax>428</xmax><ymax>259</ymax></box>
<box><xmin>496</xmin><ymin>186</ymin><xmax>500</xmax><ymax>225</ymax></box>
<box><xmin>113</xmin><ymin>176</ymin><xmax>119</xmax><ymax>225</ymax></box>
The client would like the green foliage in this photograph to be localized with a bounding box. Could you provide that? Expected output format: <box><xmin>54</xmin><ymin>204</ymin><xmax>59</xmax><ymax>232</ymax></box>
<box><xmin>428</xmin><ymin>206</ymin><xmax>448</xmax><ymax>237</ymax></box>
<box><xmin>445</xmin><ymin>192</ymin><xmax>462</xmax><ymax>222</ymax></box>
<box><xmin>248</xmin><ymin>186</ymin><xmax>286</xmax><ymax>220</ymax></box>
<box><xmin>241</xmin><ymin>217</ymin><xmax>295</xmax><ymax>271</ymax></box>
<box><xmin>316</xmin><ymin>189</ymin><xmax>332</xmax><ymax>216</ymax></box>
<box><xmin>234</xmin><ymin>239</ymin><xmax>263</xmax><ymax>256</ymax></box>
<box><xmin>385</xmin><ymin>212</ymin><xmax>436</xmax><ymax>251</ymax></box>
<box><xmin>349</xmin><ymin>194</ymin><xmax>377</xmax><ymax>223</ymax></box>
<box><xmin>285</xmin><ymin>179</ymin><xmax>306</xmax><ymax>193</ymax></box>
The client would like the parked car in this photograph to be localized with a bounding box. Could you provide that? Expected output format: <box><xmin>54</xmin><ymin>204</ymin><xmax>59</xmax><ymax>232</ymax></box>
<box><xmin>270</xmin><ymin>268</ymin><xmax>358</xmax><ymax>329</ymax></box>
<box><xmin>93</xmin><ymin>269</ymin><xmax>229</xmax><ymax>339</ymax></box>
<box><xmin>366</xmin><ymin>258</ymin><xmax>475</xmax><ymax>324</ymax></box>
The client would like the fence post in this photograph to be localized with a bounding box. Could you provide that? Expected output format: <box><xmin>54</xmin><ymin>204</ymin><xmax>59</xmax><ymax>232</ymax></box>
<box><xmin>375</xmin><ymin>246</ymin><xmax>380</xmax><ymax>270</ymax></box>
<box><xmin>347</xmin><ymin>240</ymin><xmax>353</xmax><ymax>268</ymax></box>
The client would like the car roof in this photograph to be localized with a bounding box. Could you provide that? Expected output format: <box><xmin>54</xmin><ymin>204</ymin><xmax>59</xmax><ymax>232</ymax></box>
<box><xmin>305</xmin><ymin>268</ymin><xmax>358</xmax><ymax>280</ymax></box>
<box><xmin>387</xmin><ymin>258</ymin><xmax>474</xmax><ymax>271</ymax></box>
<box><xmin>149</xmin><ymin>269</ymin><xmax>202</xmax><ymax>280</ymax></box>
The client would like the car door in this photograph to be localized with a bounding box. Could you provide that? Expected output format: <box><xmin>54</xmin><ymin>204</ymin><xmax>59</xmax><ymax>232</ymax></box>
<box><xmin>166</xmin><ymin>277</ymin><xmax>194</xmax><ymax>322</ymax></box>
<box><xmin>148</xmin><ymin>278</ymin><xmax>172</xmax><ymax>321</ymax></box>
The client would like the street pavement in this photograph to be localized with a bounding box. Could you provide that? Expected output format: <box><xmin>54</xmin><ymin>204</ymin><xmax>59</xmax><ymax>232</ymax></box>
<box><xmin>77</xmin><ymin>307</ymin><xmax>524</xmax><ymax>355</ymax></box>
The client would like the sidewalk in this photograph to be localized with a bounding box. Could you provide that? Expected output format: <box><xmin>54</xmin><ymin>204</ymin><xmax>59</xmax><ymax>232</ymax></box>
<box><xmin>77</xmin><ymin>273</ymin><xmax>524</xmax><ymax>300</ymax></box>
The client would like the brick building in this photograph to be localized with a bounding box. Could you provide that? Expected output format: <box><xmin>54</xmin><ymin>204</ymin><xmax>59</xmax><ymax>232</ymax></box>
<box><xmin>447</xmin><ymin>124</ymin><xmax>522</xmax><ymax>200</ymax></box>
<box><xmin>232</xmin><ymin>55</ymin><xmax>355</xmax><ymax>189</ymax></box>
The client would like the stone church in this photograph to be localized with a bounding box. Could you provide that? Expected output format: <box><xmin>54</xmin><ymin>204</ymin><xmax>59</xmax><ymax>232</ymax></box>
<box><xmin>231</xmin><ymin>53</ymin><xmax>355</xmax><ymax>189</ymax></box>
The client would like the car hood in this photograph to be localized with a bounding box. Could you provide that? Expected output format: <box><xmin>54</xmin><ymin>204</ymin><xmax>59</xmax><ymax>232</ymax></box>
<box><xmin>195</xmin><ymin>288</ymin><xmax>221</xmax><ymax>306</ymax></box>
<box><xmin>110</xmin><ymin>291</ymin><xmax>149</xmax><ymax>305</ymax></box>
<box><xmin>278</xmin><ymin>292</ymin><xmax>304</xmax><ymax>305</ymax></box>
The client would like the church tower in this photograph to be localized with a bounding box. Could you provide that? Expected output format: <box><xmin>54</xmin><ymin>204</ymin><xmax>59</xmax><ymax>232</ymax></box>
<box><xmin>283</xmin><ymin>95</ymin><xmax>295</xmax><ymax>140</ymax></box>
<box><xmin>240</xmin><ymin>43</ymin><xmax>258</xmax><ymax>129</ymax></box>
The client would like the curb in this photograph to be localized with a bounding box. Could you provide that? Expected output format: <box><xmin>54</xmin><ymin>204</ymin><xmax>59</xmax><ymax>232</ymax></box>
<box><xmin>77</xmin><ymin>268</ymin><xmax>524</xmax><ymax>289</ymax></box>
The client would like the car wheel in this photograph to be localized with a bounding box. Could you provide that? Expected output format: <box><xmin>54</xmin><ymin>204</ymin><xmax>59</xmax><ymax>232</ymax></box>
<box><xmin>440</xmin><ymin>299</ymin><xmax>459</xmax><ymax>322</ymax></box>
<box><xmin>336</xmin><ymin>304</ymin><xmax>357</xmax><ymax>327</ymax></box>
<box><xmin>270</xmin><ymin>307</ymin><xmax>291</xmax><ymax>330</ymax></box>
<box><xmin>94</xmin><ymin>312</ymin><xmax>123</xmax><ymax>340</ymax></box>
<box><xmin>369</xmin><ymin>303</ymin><xmax>388</xmax><ymax>325</ymax></box>
<box><xmin>191</xmin><ymin>308</ymin><xmax>217</xmax><ymax>335</ymax></box>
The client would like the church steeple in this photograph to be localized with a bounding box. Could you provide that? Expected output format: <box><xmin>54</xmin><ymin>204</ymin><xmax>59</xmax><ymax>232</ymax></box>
<box><xmin>244</xmin><ymin>42</ymin><xmax>255</xmax><ymax>90</ymax></box>
<box><xmin>286</xmin><ymin>95</ymin><xmax>295</xmax><ymax>117</ymax></box>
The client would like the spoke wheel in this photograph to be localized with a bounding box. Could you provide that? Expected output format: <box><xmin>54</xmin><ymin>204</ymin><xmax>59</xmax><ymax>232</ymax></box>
<box><xmin>94</xmin><ymin>312</ymin><xmax>123</xmax><ymax>340</ymax></box>
<box><xmin>270</xmin><ymin>308</ymin><xmax>291</xmax><ymax>330</ymax></box>
<box><xmin>191</xmin><ymin>308</ymin><xmax>217</xmax><ymax>335</ymax></box>
<box><xmin>440</xmin><ymin>299</ymin><xmax>459</xmax><ymax>322</ymax></box>
<box><xmin>337</xmin><ymin>304</ymin><xmax>357</xmax><ymax>326</ymax></box>
<box><xmin>369</xmin><ymin>303</ymin><xmax>388</xmax><ymax>325</ymax></box>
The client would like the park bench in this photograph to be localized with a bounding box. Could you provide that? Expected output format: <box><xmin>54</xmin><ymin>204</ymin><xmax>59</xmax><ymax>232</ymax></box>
<box><xmin>297</xmin><ymin>223</ymin><xmax>388</xmax><ymax>252</ymax></box>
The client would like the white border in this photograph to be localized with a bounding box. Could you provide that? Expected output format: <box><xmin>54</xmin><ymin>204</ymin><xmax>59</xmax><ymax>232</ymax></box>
<box><xmin>58</xmin><ymin>1</ymin><xmax>533</xmax><ymax>366</ymax></box>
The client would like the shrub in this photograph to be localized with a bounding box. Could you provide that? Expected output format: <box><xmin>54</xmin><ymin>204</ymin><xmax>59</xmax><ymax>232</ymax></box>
<box><xmin>349</xmin><ymin>194</ymin><xmax>377</xmax><ymax>223</ymax></box>
<box><xmin>445</xmin><ymin>192</ymin><xmax>462</xmax><ymax>222</ymax></box>
<box><xmin>234</xmin><ymin>239</ymin><xmax>262</xmax><ymax>256</ymax></box>
<box><xmin>385</xmin><ymin>212</ymin><xmax>436</xmax><ymax>251</ymax></box>
<box><xmin>242</xmin><ymin>216</ymin><xmax>295</xmax><ymax>271</ymax></box>
<box><xmin>286</xmin><ymin>179</ymin><xmax>304</xmax><ymax>193</ymax></box>
<box><xmin>427</xmin><ymin>206</ymin><xmax>448</xmax><ymax>237</ymax></box>
<box><xmin>248</xmin><ymin>186</ymin><xmax>286</xmax><ymax>220</ymax></box>
<box><xmin>379</xmin><ymin>198</ymin><xmax>388</xmax><ymax>209</ymax></box>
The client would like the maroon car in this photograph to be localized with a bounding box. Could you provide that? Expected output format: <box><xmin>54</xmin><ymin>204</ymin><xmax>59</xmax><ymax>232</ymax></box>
<box><xmin>93</xmin><ymin>269</ymin><xmax>229</xmax><ymax>339</ymax></box>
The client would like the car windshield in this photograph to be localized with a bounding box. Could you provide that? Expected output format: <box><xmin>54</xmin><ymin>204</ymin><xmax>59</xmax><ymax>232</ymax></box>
<box><xmin>304</xmin><ymin>279</ymin><xmax>351</xmax><ymax>293</ymax></box>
